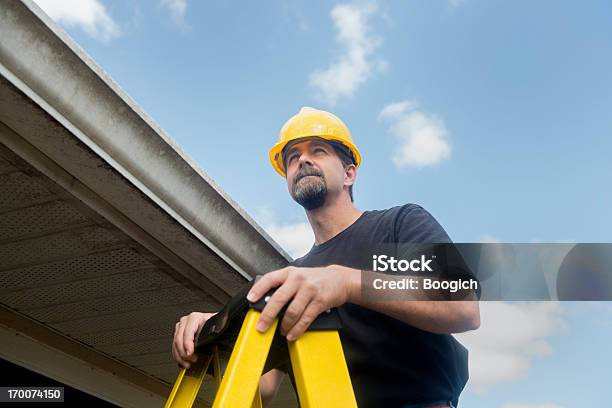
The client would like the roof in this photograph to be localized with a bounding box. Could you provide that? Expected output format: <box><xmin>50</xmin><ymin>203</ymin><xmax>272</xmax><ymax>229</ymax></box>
<box><xmin>0</xmin><ymin>1</ymin><xmax>295</xmax><ymax>406</ymax></box>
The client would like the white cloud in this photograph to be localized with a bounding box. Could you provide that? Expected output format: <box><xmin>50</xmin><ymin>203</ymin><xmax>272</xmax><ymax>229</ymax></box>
<box><xmin>378</xmin><ymin>100</ymin><xmax>418</xmax><ymax>119</ymax></box>
<box><xmin>455</xmin><ymin>302</ymin><xmax>566</xmax><ymax>392</ymax></box>
<box><xmin>501</xmin><ymin>404</ymin><xmax>565</xmax><ymax>408</ymax></box>
<box><xmin>479</xmin><ymin>234</ymin><xmax>501</xmax><ymax>243</ymax></box>
<box><xmin>265</xmin><ymin>222</ymin><xmax>314</xmax><ymax>259</ymax></box>
<box><xmin>309</xmin><ymin>3</ymin><xmax>385</xmax><ymax>106</ymax></box>
<box><xmin>378</xmin><ymin>100</ymin><xmax>451</xmax><ymax>168</ymax></box>
<box><xmin>159</xmin><ymin>0</ymin><xmax>187</xmax><ymax>25</ymax></box>
<box><xmin>33</xmin><ymin>0</ymin><xmax>120</xmax><ymax>42</ymax></box>
<box><xmin>252</xmin><ymin>207</ymin><xmax>314</xmax><ymax>259</ymax></box>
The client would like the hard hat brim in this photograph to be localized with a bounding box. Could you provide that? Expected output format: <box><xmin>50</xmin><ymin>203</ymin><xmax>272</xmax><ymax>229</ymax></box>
<box><xmin>269</xmin><ymin>134</ymin><xmax>362</xmax><ymax>177</ymax></box>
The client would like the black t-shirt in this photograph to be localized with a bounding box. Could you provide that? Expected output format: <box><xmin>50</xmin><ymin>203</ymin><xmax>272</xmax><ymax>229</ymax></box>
<box><xmin>291</xmin><ymin>204</ymin><xmax>470</xmax><ymax>408</ymax></box>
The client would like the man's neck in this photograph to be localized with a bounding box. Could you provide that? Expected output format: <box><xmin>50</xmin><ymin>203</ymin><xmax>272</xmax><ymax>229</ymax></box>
<box><xmin>305</xmin><ymin>196</ymin><xmax>363</xmax><ymax>245</ymax></box>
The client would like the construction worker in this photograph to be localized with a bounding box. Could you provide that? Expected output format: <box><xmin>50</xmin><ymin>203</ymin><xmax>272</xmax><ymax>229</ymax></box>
<box><xmin>172</xmin><ymin>107</ymin><xmax>480</xmax><ymax>408</ymax></box>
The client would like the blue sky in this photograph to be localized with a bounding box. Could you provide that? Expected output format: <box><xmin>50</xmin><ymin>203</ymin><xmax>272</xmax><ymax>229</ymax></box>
<box><xmin>31</xmin><ymin>1</ymin><xmax>612</xmax><ymax>407</ymax></box>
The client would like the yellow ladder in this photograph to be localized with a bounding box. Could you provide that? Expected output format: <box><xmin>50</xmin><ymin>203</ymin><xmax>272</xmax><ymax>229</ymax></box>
<box><xmin>164</xmin><ymin>292</ymin><xmax>357</xmax><ymax>408</ymax></box>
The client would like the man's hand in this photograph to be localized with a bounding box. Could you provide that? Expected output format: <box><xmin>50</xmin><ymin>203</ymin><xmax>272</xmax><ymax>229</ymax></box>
<box><xmin>172</xmin><ymin>312</ymin><xmax>217</xmax><ymax>369</ymax></box>
<box><xmin>246</xmin><ymin>265</ymin><xmax>358</xmax><ymax>341</ymax></box>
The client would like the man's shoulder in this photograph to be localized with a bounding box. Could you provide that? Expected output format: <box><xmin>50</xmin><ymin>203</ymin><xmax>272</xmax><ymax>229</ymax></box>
<box><xmin>370</xmin><ymin>202</ymin><xmax>427</xmax><ymax>220</ymax></box>
<box><xmin>368</xmin><ymin>202</ymin><xmax>451</xmax><ymax>243</ymax></box>
<box><xmin>330</xmin><ymin>203</ymin><xmax>435</xmax><ymax>237</ymax></box>
<box><xmin>291</xmin><ymin>203</ymin><xmax>441</xmax><ymax>264</ymax></box>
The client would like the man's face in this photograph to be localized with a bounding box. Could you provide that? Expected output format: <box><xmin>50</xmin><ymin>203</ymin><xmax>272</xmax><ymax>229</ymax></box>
<box><xmin>284</xmin><ymin>138</ymin><xmax>346</xmax><ymax>211</ymax></box>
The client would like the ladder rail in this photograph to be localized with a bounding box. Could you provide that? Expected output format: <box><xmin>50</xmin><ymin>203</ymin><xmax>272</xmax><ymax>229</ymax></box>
<box><xmin>164</xmin><ymin>289</ymin><xmax>356</xmax><ymax>407</ymax></box>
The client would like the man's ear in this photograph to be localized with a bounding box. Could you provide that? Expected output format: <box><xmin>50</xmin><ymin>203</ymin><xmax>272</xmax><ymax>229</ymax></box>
<box><xmin>344</xmin><ymin>164</ymin><xmax>357</xmax><ymax>187</ymax></box>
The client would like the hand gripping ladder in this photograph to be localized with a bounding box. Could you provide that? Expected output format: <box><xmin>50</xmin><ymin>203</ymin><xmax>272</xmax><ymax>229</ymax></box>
<box><xmin>164</xmin><ymin>282</ymin><xmax>358</xmax><ymax>408</ymax></box>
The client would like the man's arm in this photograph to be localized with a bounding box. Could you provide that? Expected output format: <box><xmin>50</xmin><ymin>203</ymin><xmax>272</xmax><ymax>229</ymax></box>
<box><xmin>351</xmin><ymin>267</ymin><xmax>480</xmax><ymax>334</ymax></box>
<box><xmin>247</xmin><ymin>265</ymin><xmax>480</xmax><ymax>341</ymax></box>
<box><xmin>259</xmin><ymin>369</ymin><xmax>284</xmax><ymax>407</ymax></box>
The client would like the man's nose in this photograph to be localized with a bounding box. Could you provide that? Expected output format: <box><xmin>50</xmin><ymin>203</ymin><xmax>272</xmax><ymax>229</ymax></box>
<box><xmin>298</xmin><ymin>151</ymin><xmax>314</xmax><ymax>168</ymax></box>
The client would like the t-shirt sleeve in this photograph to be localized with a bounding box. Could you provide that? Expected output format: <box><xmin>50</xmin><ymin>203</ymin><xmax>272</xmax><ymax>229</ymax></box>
<box><xmin>393</xmin><ymin>204</ymin><xmax>452</xmax><ymax>244</ymax></box>
<box><xmin>393</xmin><ymin>204</ymin><xmax>481</xmax><ymax>299</ymax></box>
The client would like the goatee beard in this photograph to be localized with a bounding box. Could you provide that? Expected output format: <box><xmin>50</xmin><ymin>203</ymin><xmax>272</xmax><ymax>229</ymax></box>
<box><xmin>292</xmin><ymin>170</ymin><xmax>327</xmax><ymax>211</ymax></box>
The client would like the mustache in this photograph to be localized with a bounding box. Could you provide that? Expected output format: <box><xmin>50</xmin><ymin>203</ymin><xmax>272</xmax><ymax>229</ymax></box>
<box><xmin>295</xmin><ymin>166</ymin><xmax>323</xmax><ymax>182</ymax></box>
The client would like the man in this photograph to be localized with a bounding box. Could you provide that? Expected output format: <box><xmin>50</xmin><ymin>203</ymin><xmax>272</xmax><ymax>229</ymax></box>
<box><xmin>173</xmin><ymin>107</ymin><xmax>480</xmax><ymax>408</ymax></box>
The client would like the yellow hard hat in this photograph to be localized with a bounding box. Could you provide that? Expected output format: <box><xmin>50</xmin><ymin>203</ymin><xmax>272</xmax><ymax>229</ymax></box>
<box><xmin>269</xmin><ymin>107</ymin><xmax>362</xmax><ymax>177</ymax></box>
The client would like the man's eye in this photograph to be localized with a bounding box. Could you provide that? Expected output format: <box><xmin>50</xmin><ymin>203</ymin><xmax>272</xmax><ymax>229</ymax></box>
<box><xmin>287</xmin><ymin>153</ymin><xmax>298</xmax><ymax>163</ymax></box>
<box><xmin>314</xmin><ymin>147</ymin><xmax>326</xmax><ymax>153</ymax></box>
